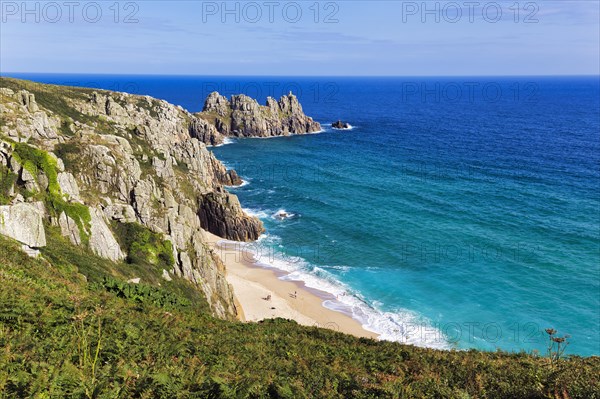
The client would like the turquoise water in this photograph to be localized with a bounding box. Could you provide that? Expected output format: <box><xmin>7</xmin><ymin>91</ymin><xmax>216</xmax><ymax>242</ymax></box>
<box><xmin>211</xmin><ymin>77</ymin><xmax>600</xmax><ymax>356</ymax></box>
<box><xmin>11</xmin><ymin>74</ymin><xmax>600</xmax><ymax>355</ymax></box>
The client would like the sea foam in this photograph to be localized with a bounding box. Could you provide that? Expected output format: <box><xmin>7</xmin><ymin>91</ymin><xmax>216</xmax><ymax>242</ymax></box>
<box><xmin>227</xmin><ymin>179</ymin><xmax>249</xmax><ymax>188</ymax></box>
<box><xmin>225</xmin><ymin>231</ymin><xmax>450</xmax><ymax>349</ymax></box>
<box><xmin>211</xmin><ymin>137</ymin><xmax>236</xmax><ymax>147</ymax></box>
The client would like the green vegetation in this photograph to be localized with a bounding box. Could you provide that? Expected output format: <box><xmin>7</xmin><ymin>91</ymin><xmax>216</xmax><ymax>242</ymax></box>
<box><xmin>0</xmin><ymin>77</ymin><xmax>117</xmax><ymax>135</ymax></box>
<box><xmin>112</xmin><ymin>222</ymin><xmax>175</xmax><ymax>270</ymax></box>
<box><xmin>1</xmin><ymin>77</ymin><xmax>598</xmax><ymax>397</ymax></box>
<box><xmin>59</xmin><ymin>120</ymin><xmax>75</xmax><ymax>137</ymax></box>
<box><xmin>97</xmin><ymin>276</ymin><xmax>190</xmax><ymax>309</ymax></box>
<box><xmin>1</xmin><ymin>231</ymin><xmax>598</xmax><ymax>398</ymax></box>
<box><xmin>0</xmin><ymin>164</ymin><xmax>17</xmax><ymax>205</ymax></box>
<box><xmin>11</xmin><ymin>141</ymin><xmax>91</xmax><ymax>243</ymax></box>
<box><xmin>54</xmin><ymin>141</ymin><xmax>81</xmax><ymax>171</ymax></box>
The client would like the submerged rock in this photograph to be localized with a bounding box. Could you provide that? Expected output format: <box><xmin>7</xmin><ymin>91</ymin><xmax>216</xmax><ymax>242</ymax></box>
<box><xmin>274</xmin><ymin>210</ymin><xmax>291</xmax><ymax>220</ymax></box>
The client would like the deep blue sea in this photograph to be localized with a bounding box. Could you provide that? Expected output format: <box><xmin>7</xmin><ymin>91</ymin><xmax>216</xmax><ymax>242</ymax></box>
<box><xmin>8</xmin><ymin>73</ymin><xmax>599</xmax><ymax>356</ymax></box>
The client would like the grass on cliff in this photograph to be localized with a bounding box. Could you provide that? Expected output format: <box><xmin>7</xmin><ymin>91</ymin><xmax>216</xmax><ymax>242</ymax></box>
<box><xmin>10</xmin><ymin>141</ymin><xmax>92</xmax><ymax>243</ymax></box>
<box><xmin>112</xmin><ymin>221</ymin><xmax>175</xmax><ymax>271</ymax></box>
<box><xmin>0</xmin><ymin>77</ymin><xmax>117</xmax><ymax>135</ymax></box>
<box><xmin>1</xmin><ymin>232</ymin><xmax>599</xmax><ymax>399</ymax></box>
<box><xmin>0</xmin><ymin>164</ymin><xmax>17</xmax><ymax>205</ymax></box>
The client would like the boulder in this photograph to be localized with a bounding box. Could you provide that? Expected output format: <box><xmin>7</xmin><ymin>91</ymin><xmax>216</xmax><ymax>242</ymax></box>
<box><xmin>0</xmin><ymin>202</ymin><xmax>46</xmax><ymax>247</ymax></box>
<box><xmin>162</xmin><ymin>269</ymin><xmax>173</xmax><ymax>281</ymax></box>
<box><xmin>16</xmin><ymin>90</ymin><xmax>39</xmax><ymax>113</ymax></box>
<box><xmin>20</xmin><ymin>167</ymin><xmax>39</xmax><ymax>193</ymax></box>
<box><xmin>21</xmin><ymin>244</ymin><xmax>41</xmax><ymax>258</ymax></box>
<box><xmin>103</xmin><ymin>203</ymin><xmax>137</xmax><ymax>223</ymax></box>
<box><xmin>221</xmin><ymin>169</ymin><xmax>243</xmax><ymax>186</ymax></box>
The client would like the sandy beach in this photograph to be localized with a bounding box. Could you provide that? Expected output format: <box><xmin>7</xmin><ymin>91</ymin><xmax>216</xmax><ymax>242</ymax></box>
<box><xmin>204</xmin><ymin>232</ymin><xmax>378</xmax><ymax>339</ymax></box>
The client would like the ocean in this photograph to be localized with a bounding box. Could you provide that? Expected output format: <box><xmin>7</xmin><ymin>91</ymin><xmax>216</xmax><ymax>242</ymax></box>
<box><xmin>8</xmin><ymin>73</ymin><xmax>599</xmax><ymax>356</ymax></box>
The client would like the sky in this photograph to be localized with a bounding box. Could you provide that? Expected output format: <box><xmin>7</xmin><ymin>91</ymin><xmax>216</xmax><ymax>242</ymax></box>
<box><xmin>1</xmin><ymin>0</ymin><xmax>599</xmax><ymax>76</ymax></box>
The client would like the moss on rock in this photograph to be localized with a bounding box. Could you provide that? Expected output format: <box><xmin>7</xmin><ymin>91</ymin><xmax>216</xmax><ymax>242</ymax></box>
<box><xmin>12</xmin><ymin>142</ymin><xmax>91</xmax><ymax>243</ymax></box>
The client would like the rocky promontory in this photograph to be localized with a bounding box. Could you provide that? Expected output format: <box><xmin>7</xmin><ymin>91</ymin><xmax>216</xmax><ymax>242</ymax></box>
<box><xmin>0</xmin><ymin>78</ymin><xmax>266</xmax><ymax>319</ymax></box>
<box><xmin>197</xmin><ymin>91</ymin><xmax>321</xmax><ymax>139</ymax></box>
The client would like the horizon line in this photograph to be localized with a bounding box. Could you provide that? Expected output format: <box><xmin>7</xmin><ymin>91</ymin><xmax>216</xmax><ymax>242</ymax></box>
<box><xmin>2</xmin><ymin>72</ymin><xmax>600</xmax><ymax>79</ymax></box>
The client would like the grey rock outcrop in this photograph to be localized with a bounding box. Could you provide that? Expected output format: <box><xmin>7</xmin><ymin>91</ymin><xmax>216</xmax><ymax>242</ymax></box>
<box><xmin>332</xmin><ymin>120</ymin><xmax>351</xmax><ymax>129</ymax></box>
<box><xmin>17</xmin><ymin>90</ymin><xmax>39</xmax><ymax>113</ymax></box>
<box><xmin>198</xmin><ymin>188</ymin><xmax>264</xmax><ymax>242</ymax></box>
<box><xmin>89</xmin><ymin>207</ymin><xmax>125</xmax><ymax>262</ymax></box>
<box><xmin>0</xmin><ymin>89</ymin><xmax>60</xmax><ymax>140</ymax></box>
<box><xmin>198</xmin><ymin>91</ymin><xmax>321</xmax><ymax>138</ymax></box>
<box><xmin>58</xmin><ymin>211</ymin><xmax>82</xmax><ymax>246</ymax></box>
<box><xmin>162</xmin><ymin>269</ymin><xmax>172</xmax><ymax>281</ymax></box>
<box><xmin>221</xmin><ymin>169</ymin><xmax>243</xmax><ymax>186</ymax></box>
<box><xmin>57</xmin><ymin>172</ymin><xmax>81</xmax><ymax>201</ymax></box>
<box><xmin>202</xmin><ymin>92</ymin><xmax>231</xmax><ymax>119</ymax></box>
<box><xmin>20</xmin><ymin>167</ymin><xmax>39</xmax><ymax>193</ymax></box>
<box><xmin>0</xmin><ymin>202</ymin><xmax>46</xmax><ymax>248</ymax></box>
<box><xmin>189</xmin><ymin>117</ymin><xmax>225</xmax><ymax>146</ymax></box>
<box><xmin>1</xmin><ymin>78</ymin><xmax>270</xmax><ymax>320</ymax></box>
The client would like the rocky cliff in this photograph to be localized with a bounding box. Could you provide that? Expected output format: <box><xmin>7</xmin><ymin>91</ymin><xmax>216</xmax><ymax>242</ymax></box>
<box><xmin>0</xmin><ymin>78</ymin><xmax>265</xmax><ymax>319</ymax></box>
<box><xmin>197</xmin><ymin>91</ymin><xmax>322</xmax><ymax>139</ymax></box>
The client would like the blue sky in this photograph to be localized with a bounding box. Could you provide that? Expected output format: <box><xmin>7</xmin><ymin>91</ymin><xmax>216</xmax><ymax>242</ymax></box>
<box><xmin>1</xmin><ymin>1</ymin><xmax>599</xmax><ymax>75</ymax></box>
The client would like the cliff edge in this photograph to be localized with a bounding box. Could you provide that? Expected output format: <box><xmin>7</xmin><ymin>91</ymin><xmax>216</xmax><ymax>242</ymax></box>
<box><xmin>0</xmin><ymin>78</ymin><xmax>266</xmax><ymax>319</ymax></box>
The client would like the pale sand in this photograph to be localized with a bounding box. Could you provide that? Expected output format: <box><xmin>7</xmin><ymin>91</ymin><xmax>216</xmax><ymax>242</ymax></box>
<box><xmin>204</xmin><ymin>232</ymin><xmax>378</xmax><ymax>339</ymax></box>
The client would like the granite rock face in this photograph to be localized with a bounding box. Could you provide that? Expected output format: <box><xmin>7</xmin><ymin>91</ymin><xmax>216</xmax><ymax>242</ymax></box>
<box><xmin>0</xmin><ymin>202</ymin><xmax>46</xmax><ymax>248</ymax></box>
<box><xmin>58</xmin><ymin>211</ymin><xmax>82</xmax><ymax>246</ymax></box>
<box><xmin>0</xmin><ymin>77</ymin><xmax>270</xmax><ymax>320</ymax></box>
<box><xmin>198</xmin><ymin>91</ymin><xmax>321</xmax><ymax>138</ymax></box>
<box><xmin>0</xmin><ymin>89</ymin><xmax>59</xmax><ymax>140</ymax></box>
<box><xmin>189</xmin><ymin>117</ymin><xmax>225</xmax><ymax>146</ymax></box>
<box><xmin>89</xmin><ymin>207</ymin><xmax>126</xmax><ymax>262</ymax></box>
<box><xmin>221</xmin><ymin>169</ymin><xmax>243</xmax><ymax>186</ymax></box>
<box><xmin>198</xmin><ymin>188</ymin><xmax>264</xmax><ymax>242</ymax></box>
